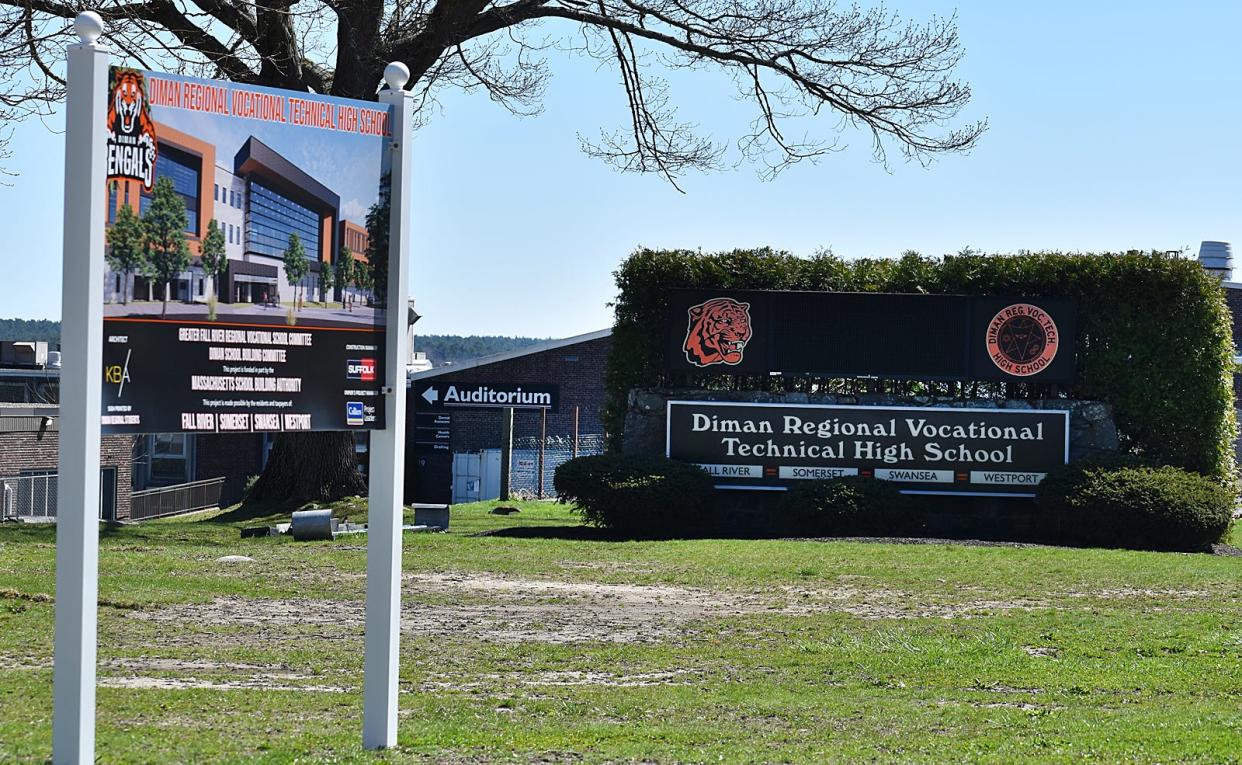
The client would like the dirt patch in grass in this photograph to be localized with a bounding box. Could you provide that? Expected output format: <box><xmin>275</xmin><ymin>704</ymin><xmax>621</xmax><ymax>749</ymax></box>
<box><xmin>97</xmin><ymin>675</ymin><xmax>351</xmax><ymax>693</ymax></box>
<box><xmin>420</xmin><ymin>668</ymin><xmax>701</xmax><ymax>692</ymax></box>
<box><xmin>125</xmin><ymin>571</ymin><xmax>1073</xmax><ymax>649</ymax></box>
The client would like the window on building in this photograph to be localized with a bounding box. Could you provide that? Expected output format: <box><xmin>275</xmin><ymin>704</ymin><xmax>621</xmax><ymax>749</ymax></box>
<box><xmin>246</xmin><ymin>180</ymin><xmax>321</xmax><ymax>261</ymax></box>
<box><xmin>139</xmin><ymin>144</ymin><xmax>200</xmax><ymax>234</ymax></box>
<box><xmin>214</xmin><ymin>184</ymin><xmax>219</xmax><ymax>201</ymax></box>
<box><xmin>146</xmin><ymin>433</ymin><xmax>194</xmax><ymax>486</ymax></box>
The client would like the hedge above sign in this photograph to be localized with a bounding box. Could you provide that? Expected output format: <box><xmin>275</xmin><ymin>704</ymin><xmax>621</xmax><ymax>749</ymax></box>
<box><xmin>666</xmin><ymin>400</ymin><xmax>1069</xmax><ymax>497</ymax></box>
<box><xmin>666</xmin><ymin>289</ymin><xmax>1077</xmax><ymax>383</ymax></box>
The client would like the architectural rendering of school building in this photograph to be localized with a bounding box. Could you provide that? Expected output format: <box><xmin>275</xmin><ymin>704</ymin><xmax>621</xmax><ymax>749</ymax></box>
<box><xmin>105</xmin><ymin>121</ymin><xmax>369</xmax><ymax>306</ymax></box>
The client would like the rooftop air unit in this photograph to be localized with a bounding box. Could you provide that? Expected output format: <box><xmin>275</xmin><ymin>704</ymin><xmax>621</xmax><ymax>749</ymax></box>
<box><xmin>1198</xmin><ymin>241</ymin><xmax>1233</xmax><ymax>281</ymax></box>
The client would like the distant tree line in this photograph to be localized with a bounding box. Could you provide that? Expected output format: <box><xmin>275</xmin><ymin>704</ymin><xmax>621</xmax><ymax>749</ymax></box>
<box><xmin>0</xmin><ymin>318</ymin><xmax>60</xmax><ymax>345</ymax></box>
<box><xmin>414</xmin><ymin>335</ymin><xmax>546</xmax><ymax>367</ymax></box>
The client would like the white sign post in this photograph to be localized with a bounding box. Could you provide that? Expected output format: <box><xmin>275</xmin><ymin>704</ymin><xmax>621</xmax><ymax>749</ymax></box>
<box><xmin>363</xmin><ymin>62</ymin><xmax>415</xmax><ymax>750</ymax></box>
<box><xmin>51</xmin><ymin>12</ymin><xmax>416</xmax><ymax>757</ymax></box>
<box><xmin>52</xmin><ymin>12</ymin><xmax>108</xmax><ymax>765</ymax></box>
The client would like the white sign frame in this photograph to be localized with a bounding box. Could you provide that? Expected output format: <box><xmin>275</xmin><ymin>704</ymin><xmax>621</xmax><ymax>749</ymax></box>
<box><xmin>52</xmin><ymin>13</ymin><xmax>415</xmax><ymax>761</ymax></box>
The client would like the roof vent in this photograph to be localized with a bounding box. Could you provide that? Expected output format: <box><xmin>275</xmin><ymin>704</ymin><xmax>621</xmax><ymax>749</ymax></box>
<box><xmin>1198</xmin><ymin>241</ymin><xmax>1233</xmax><ymax>281</ymax></box>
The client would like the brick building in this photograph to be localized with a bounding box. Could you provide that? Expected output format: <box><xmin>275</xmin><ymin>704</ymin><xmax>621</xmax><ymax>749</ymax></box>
<box><xmin>0</xmin><ymin>404</ymin><xmax>133</xmax><ymax>520</ymax></box>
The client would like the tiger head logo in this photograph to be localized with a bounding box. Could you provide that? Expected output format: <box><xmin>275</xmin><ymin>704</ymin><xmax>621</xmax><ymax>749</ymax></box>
<box><xmin>683</xmin><ymin>297</ymin><xmax>752</xmax><ymax>367</ymax></box>
<box><xmin>106</xmin><ymin>68</ymin><xmax>158</xmax><ymax>191</ymax></box>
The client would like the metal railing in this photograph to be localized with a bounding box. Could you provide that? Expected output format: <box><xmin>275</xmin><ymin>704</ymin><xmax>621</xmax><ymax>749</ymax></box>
<box><xmin>129</xmin><ymin>477</ymin><xmax>225</xmax><ymax>521</ymax></box>
<box><xmin>0</xmin><ymin>473</ymin><xmax>57</xmax><ymax>520</ymax></box>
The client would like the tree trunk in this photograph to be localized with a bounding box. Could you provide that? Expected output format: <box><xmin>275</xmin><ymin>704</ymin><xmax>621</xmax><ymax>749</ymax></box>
<box><xmin>247</xmin><ymin>431</ymin><xmax>367</xmax><ymax>505</ymax></box>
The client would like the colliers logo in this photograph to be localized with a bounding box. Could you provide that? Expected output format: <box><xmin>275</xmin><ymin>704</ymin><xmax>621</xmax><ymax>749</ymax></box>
<box><xmin>106</xmin><ymin>68</ymin><xmax>158</xmax><ymax>191</ymax></box>
<box><xmin>347</xmin><ymin>358</ymin><xmax>376</xmax><ymax>381</ymax></box>
<box><xmin>683</xmin><ymin>297</ymin><xmax>753</xmax><ymax>367</ymax></box>
<box><xmin>986</xmin><ymin>303</ymin><xmax>1059</xmax><ymax>377</ymax></box>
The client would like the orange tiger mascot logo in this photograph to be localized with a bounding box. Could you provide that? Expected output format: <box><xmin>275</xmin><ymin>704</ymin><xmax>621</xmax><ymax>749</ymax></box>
<box><xmin>683</xmin><ymin>297</ymin><xmax>752</xmax><ymax>367</ymax></box>
<box><xmin>106</xmin><ymin>68</ymin><xmax>158</xmax><ymax>191</ymax></box>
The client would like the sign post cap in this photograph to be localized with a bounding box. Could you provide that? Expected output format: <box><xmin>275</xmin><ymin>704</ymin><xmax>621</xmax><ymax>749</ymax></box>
<box><xmin>74</xmin><ymin>11</ymin><xmax>104</xmax><ymax>44</ymax></box>
<box><xmin>383</xmin><ymin>62</ymin><xmax>410</xmax><ymax>91</ymax></box>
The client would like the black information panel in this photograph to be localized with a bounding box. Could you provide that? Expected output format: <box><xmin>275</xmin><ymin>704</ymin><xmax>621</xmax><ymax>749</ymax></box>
<box><xmin>411</xmin><ymin>412</ymin><xmax>452</xmax><ymax>454</ymax></box>
<box><xmin>666</xmin><ymin>289</ymin><xmax>1077</xmax><ymax>383</ymax></box>
<box><xmin>667</xmin><ymin>401</ymin><xmax>1069</xmax><ymax>497</ymax></box>
<box><xmin>407</xmin><ymin>453</ymin><xmax>452</xmax><ymax>505</ymax></box>
<box><xmin>101</xmin><ymin>320</ymin><xmax>384</xmax><ymax>434</ymax></box>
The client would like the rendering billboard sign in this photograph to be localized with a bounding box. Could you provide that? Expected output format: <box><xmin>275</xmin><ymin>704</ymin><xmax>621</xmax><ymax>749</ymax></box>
<box><xmin>58</xmin><ymin>17</ymin><xmax>417</xmax><ymax>757</ymax></box>
<box><xmin>100</xmin><ymin>67</ymin><xmax>393</xmax><ymax>433</ymax></box>
<box><xmin>665</xmin><ymin>289</ymin><xmax>1078</xmax><ymax>383</ymax></box>
<box><xmin>666</xmin><ymin>401</ymin><xmax>1069</xmax><ymax>497</ymax></box>
<box><xmin>414</xmin><ymin>380</ymin><xmax>560</xmax><ymax>412</ymax></box>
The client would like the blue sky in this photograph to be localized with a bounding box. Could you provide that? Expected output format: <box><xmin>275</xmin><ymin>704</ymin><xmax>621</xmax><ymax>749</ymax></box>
<box><xmin>2</xmin><ymin>1</ymin><xmax>1240</xmax><ymax>337</ymax></box>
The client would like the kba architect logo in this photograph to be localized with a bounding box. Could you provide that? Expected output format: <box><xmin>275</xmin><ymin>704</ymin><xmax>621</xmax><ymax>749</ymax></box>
<box><xmin>345</xmin><ymin>401</ymin><xmax>365</xmax><ymax>426</ymax></box>
<box><xmin>106</xmin><ymin>68</ymin><xmax>158</xmax><ymax>191</ymax></box>
<box><xmin>346</xmin><ymin>358</ymin><xmax>376</xmax><ymax>381</ymax></box>
<box><xmin>683</xmin><ymin>297</ymin><xmax>753</xmax><ymax>367</ymax></box>
<box><xmin>986</xmin><ymin>303</ymin><xmax>1060</xmax><ymax>376</ymax></box>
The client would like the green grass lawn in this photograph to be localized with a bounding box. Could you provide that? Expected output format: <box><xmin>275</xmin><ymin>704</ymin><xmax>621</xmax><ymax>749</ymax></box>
<box><xmin>0</xmin><ymin>501</ymin><xmax>1239</xmax><ymax>763</ymax></box>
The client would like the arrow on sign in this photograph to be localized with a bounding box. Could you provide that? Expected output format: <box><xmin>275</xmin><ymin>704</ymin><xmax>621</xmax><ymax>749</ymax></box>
<box><xmin>421</xmin><ymin>386</ymin><xmax>439</xmax><ymax>405</ymax></box>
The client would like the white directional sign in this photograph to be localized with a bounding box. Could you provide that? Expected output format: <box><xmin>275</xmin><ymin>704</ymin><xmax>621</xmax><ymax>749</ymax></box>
<box><xmin>413</xmin><ymin>381</ymin><xmax>559</xmax><ymax>412</ymax></box>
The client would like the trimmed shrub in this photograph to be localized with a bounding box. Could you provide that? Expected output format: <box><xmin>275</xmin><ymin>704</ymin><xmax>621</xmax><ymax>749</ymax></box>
<box><xmin>776</xmin><ymin>477</ymin><xmax>918</xmax><ymax>536</ymax></box>
<box><xmin>553</xmin><ymin>454</ymin><xmax>715</xmax><ymax>536</ymax></box>
<box><xmin>1038</xmin><ymin>463</ymin><xmax>1234</xmax><ymax>551</ymax></box>
<box><xmin>605</xmin><ymin>249</ymin><xmax>1237</xmax><ymax>479</ymax></box>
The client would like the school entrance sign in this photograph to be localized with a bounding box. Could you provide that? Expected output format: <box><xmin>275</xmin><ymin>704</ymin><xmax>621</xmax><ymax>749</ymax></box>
<box><xmin>52</xmin><ymin>13</ymin><xmax>415</xmax><ymax>762</ymax></box>
<box><xmin>667</xmin><ymin>401</ymin><xmax>1069</xmax><ymax>497</ymax></box>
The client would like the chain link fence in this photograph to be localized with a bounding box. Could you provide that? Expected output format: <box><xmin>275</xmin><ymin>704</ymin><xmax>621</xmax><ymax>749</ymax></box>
<box><xmin>0</xmin><ymin>473</ymin><xmax>57</xmax><ymax>520</ymax></box>
<box><xmin>508</xmin><ymin>434</ymin><xmax>606</xmax><ymax>499</ymax></box>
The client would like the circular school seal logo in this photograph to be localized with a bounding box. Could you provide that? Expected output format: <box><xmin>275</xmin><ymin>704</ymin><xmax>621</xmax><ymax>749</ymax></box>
<box><xmin>986</xmin><ymin>303</ymin><xmax>1059</xmax><ymax>376</ymax></box>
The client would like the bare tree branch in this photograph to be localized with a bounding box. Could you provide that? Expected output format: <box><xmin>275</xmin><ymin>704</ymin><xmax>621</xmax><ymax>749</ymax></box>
<box><xmin>0</xmin><ymin>0</ymin><xmax>985</xmax><ymax>183</ymax></box>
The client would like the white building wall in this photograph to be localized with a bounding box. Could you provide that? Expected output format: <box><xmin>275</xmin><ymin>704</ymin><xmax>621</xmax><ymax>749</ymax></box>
<box><xmin>212</xmin><ymin>165</ymin><xmax>247</xmax><ymax>265</ymax></box>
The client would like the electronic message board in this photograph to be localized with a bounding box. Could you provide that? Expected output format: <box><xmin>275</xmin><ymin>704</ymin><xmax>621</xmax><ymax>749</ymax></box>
<box><xmin>667</xmin><ymin>401</ymin><xmax>1069</xmax><ymax>497</ymax></box>
<box><xmin>100</xmin><ymin>67</ymin><xmax>392</xmax><ymax>433</ymax></box>
<box><xmin>666</xmin><ymin>290</ymin><xmax>1077</xmax><ymax>383</ymax></box>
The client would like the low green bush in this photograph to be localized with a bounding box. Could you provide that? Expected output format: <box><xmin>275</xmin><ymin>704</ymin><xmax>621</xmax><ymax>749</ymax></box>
<box><xmin>1038</xmin><ymin>462</ymin><xmax>1234</xmax><ymax>551</ymax></box>
<box><xmin>776</xmin><ymin>477</ymin><xmax>919</xmax><ymax>536</ymax></box>
<box><xmin>553</xmin><ymin>454</ymin><xmax>715</xmax><ymax>536</ymax></box>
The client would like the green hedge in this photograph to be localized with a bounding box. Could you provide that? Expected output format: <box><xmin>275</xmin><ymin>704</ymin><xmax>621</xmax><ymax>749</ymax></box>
<box><xmin>1037</xmin><ymin>462</ymin><xmax>1234</xmax><ymax>551</ymax></box>
<box><xmin>776</xmin><ymin>476</ymin><xmax>921</xmax><ymax>537</ymax></box>
<box><xmin>606</xmin><ymin>249</ymin><xmax>1237</xmax><ymax>478</ymax></box>
<box><xmin>553</xmin><ymin>453</ymin><xmax>715</xmax><ymax>536</ymax></box>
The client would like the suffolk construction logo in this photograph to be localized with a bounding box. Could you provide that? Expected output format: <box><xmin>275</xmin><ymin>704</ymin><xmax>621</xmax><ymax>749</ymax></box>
<box><xmin>106</xmin><ymin>68</ymin><xmax>158</xmax><ymax>191</ymax></box>
<box><xmin>683</xmin><ymin>297</ymin><xmax>753</xmax><ymax>367</ymax></box>
<box><xmin>986</xmin><ymin>303</ymin><xmax>1060</xmax><ymax>376</ymax></box>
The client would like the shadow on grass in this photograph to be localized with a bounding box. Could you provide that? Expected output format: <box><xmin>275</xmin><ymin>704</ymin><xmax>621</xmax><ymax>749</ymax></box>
<box><xmin>476</xmin><ymin>524</ymin><xmax>1242</xmax><ymax>554</ymax></box>
<box><xmin>210</xmin><ymin>498</ymin><xmax>306</xmax><ymax>525</ymax></box>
